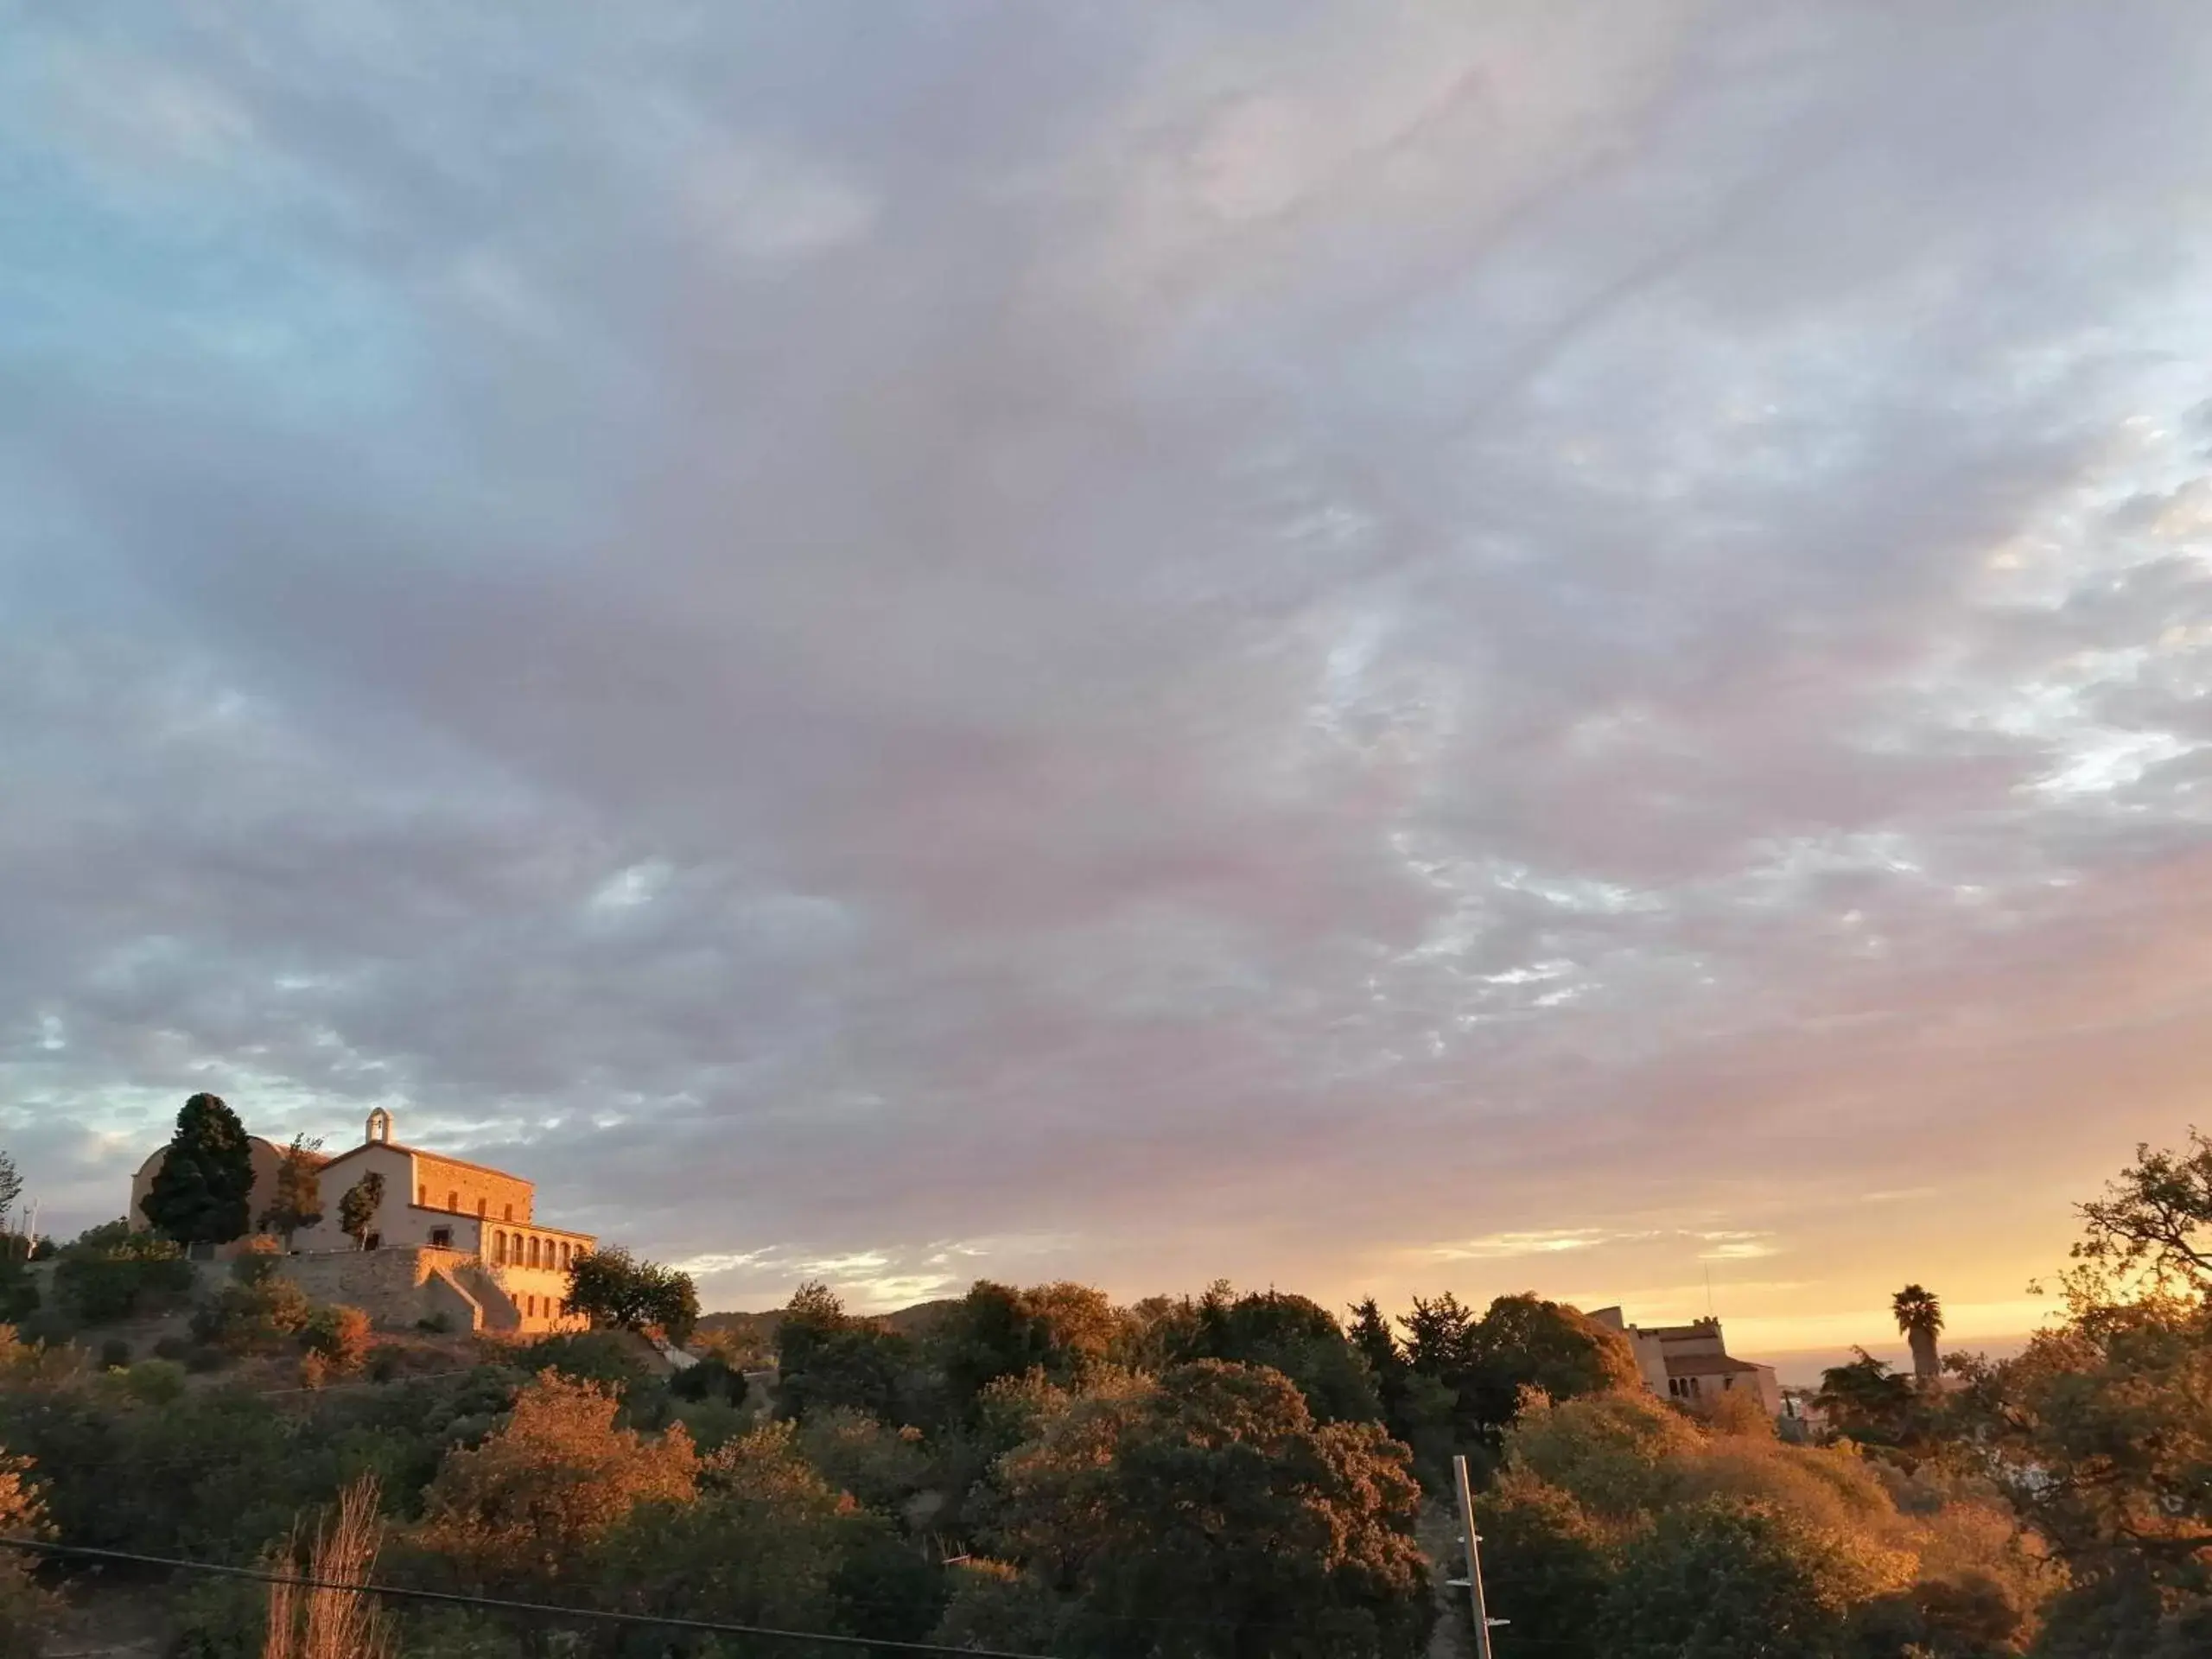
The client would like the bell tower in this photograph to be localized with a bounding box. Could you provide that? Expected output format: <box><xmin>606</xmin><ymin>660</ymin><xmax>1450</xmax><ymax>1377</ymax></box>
<box><xmin>365</xmin><ymin>1107</ymin><xmax>393</xmax><ymax>1145</ymax></box>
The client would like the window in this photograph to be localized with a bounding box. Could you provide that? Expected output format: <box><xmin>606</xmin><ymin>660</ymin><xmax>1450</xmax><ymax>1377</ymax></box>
<box><xmin>364</xmin><ymin>1233</ymin><xmax>381</xmax><ymax>1251</ymax></box>
<box><xmin>559</xmin><ymin>1242</ymin><xmax>571</xmax><ymax>1269</ymax></box>
<box><xmin>429</xmin><ymin>1226</ymin><xmax>452</xmax><ymax>1249</ymax></box>
<box><xmin>493</xmin><ymin>1230</ymin><xmax>505</xmax><ymax>1265</ymax></box>
<box><xmin>503</xmin><ymin>1204</ymin><xmax>512</xmax><ymax>1222</ymax></box>
<box><xmin>447</xmin><ymin>1189</ymin><xmax>458</xmax><ymax>1211</ymax></box>
<box><xmin>477</xmin><ymin>1198</ymin><xmax>487</xmax><ymax>1217</ymax></box>
<box><xmin>417</xmin><ymin>1184</ymin><xmax>428</xmax><ymax>1206</ymax></box>
<box><xmin>525</xmin><ymin>1294</ymin><xmax>537</xmax><ymax>1318</ymax></box>
<box><xmin>528</xmin><ymin>1236</ymin><xmax>542</xmax><ymax>1268</ymax></box>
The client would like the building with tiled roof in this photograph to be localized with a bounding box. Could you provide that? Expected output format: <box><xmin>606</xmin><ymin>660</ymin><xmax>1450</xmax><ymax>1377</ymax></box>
<box><xmin>1588</xmin><ymin>1306</ymin><xmax>1783</xmax><ymax>1417</ymax></box>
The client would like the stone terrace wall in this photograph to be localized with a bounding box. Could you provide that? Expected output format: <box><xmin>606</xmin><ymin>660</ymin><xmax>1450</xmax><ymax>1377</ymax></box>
<box><xmin>278</xmin><ymin>1248</ymin><xmax>486</xmax><ymax>1332</ymax></box>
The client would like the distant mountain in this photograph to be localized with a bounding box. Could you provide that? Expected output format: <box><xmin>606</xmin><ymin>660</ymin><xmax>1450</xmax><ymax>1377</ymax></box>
<box><xmin>695</xmin><ymin>1296</ymin><xmax>960</xmax><ymax>1354</ymax></box>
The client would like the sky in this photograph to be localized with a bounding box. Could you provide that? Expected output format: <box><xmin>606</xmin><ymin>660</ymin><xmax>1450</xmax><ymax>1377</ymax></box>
<box><xmin>7</xmin><ymin>1</ymin><xmax>2212</xmax><ymax>1360</ymax></box>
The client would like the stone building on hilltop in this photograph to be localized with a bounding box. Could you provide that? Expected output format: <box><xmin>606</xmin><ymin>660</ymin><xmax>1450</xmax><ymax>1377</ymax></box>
<box><xmin>1587</xmin><ymin>1306</ymin><xmax>1783</xmax><ymax>1418</ymax></box>
<box><xmin>130</xmin><ymin>1107</ymin><xmax>594</xmax><ymax>1336</ymax></box>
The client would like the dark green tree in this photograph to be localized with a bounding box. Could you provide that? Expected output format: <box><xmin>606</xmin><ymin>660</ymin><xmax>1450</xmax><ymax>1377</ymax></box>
<box><xmin>141</xmin><ymin>1093</ymin><xmax>255</xmax><ymax>1247</ymax></box>
<box><xmin>1812</xmin><ymin>1349</ymin><xmax>1921</xmax><ymax>1447</ymax></box>
<box><xmin>1462</xmin><ymin>1294</ymin><xmax>1643</xmax><ymax>1424</ymax></box>
<box><xmin>0</xmin><ymin>1147</ymin><xmax>22</xmax><ymax>1228</ymax></box>
<box><xmin>988</xmin><ymin>1360</ymin><xmax>1433</xmax><ymax>1659</ymax></box>
<box><xmin>1162</xmin><ymin>1286</ymin><xmax>1382</xmax><ymax>1424</ymax></box>
<box><xmin>565</xmin><ymin>1245</ymin><xmax>699</xmax><ymax>1344</ymax></box>
<box><xmin>256</xmin><ymin>1135</ymin><xmax>325</xmax><ymax>1246</ymax></box>
<box><xmin>1596</xmin><ymin>1497</ymin><xmax>1891</xmax><ymax>1659</ymax></box>
<box><xmin>338</xmin><ymin>1171</ymin><xmax>385</xmax><ymax>1249</ymax></box>
<box><xmin>775</xmin><ymin>1281</ymin><xmax>916</xmax><ymax>1424</ymax></box>
<box><xmin>932</xmin><ymin>1280</ymin><xmax>1122</xmax><ymax>1421</ymax></box>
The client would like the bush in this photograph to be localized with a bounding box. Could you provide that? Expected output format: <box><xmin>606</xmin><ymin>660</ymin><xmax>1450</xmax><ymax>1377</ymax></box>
<box><xmin>514</xmin><ymin>1330</ymin><xmax>656</xmax><ymax>1394</ymax></box>
<box><xmin>230</xmin><ymin>1237</ymin><xmax>283</xmax><ymax>1284</ymax></box>
<box><xmin>302</xmin><ymin>1305</ymin><xmax>372</xmax><ymax>1372</ymax></box>
<box><xmin>191</xmin><ymin>1275</ymin><xmax>312</xmax><ymax>1354</ymax></box>
<box><xmin>99</xmin><ymin>1338</ymin><xmax>131</xmax><ymax>1370</ymax></box>
<box><xmin>184</xmin><ymin>1343</ymin><xmax>229</xmax><ymax>1374</ymax></box>
<box><xmin>54</xmin><ymin>1230</ymin><xmax>197</xmax><ymax>1325</ymax></box>
<box><xmin>669</xmin><ymin>1355</ymin><xmax>749</xmax><ymax>1407</ymax></box>
<box><xmin>153</xmin><ymin>1335</ymin><xmax>191</xmax><ymax>1362</ymax></box>
<box><xmin>0</xmin><ymin>1260</ymin><xmax>38</xmax><ymax>1325</ymax></box>
<box><xmin>124</xmin><ymin>1358</ymin><xmax>189</xmax><ymax>1406</ymax></box>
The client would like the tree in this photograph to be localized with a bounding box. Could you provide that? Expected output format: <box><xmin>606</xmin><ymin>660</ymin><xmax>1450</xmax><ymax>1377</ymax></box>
<box><xmin>932</xmin><ymin>1280</ymin><xmax>1122</xmax><ymax>1421</ymax></box>
<box><xmin>0</xmin><ymin>1148</ymin><xmax>22</xmax><ymax>1230</ymax></box>
<box><xmin>590</xmin><ymin>1421</ymin><xmax>888</xmax><ymax>1642</ymax></box>
<box><xmin>52</xmin><ymin>1226</ymin><xmax>196</xmax><ymax>1324</ymax></box>
<box><xmin>1597</xmin><ymin>1497</ymin><xmax>1909</xmax><ymax>1659</ymax></box>
<box><xmin>414</xmin><ymin>1370</ymin><xmax>697</xmax><ymax>1599</ymax></box>
<box><xmin>1161</xmin><ymin>1286</ymin><xmax>1383</xmax><ymax>1425</ymax></box>
<box><xmin>1893</xmin><ymin>1284</ymin><xmax>1945</xmax><ymax>1382</ymax></box>
<box><xmin>257</xmin><ymin>1135</ymin><xmax>325</xmax><ymax>1247</ymax></box>
<box><xmin>1463</xmin><ymin>1294</ymin><xmax>1643</xmax><ymax>1422</ymax></box>
<box><xmin>775</xmin><ymin>1281</ymin><xmax>916</xmax><ymax>1424</ymax></box>
<box><xmin>1346</xmin><ymin>1297</ymin><xmax>1402</xmax><ymax>1380</ymax></box>
<box><xmin>987</xmin><ymin>1359</ymin><xmax>1433</xmax><ymax>1659</ymax></box>
<box><xmin>564</xmin><ymin>1245</ymin><xmax>698</xmax><ymax>1344</ymax></box>
<box><xmin>140</xmin><ymin>1093</ymin><xmax>255</xmax><ymax>1247</ymax></box>
<box><xmin>337</xmin><ymin>1172</ymin><xmax>384</xmax><ymax>1249</ymax></box>
<box><xmin>0</xmin><ymin>1442</ymin><xmax>53</xmax><ymax>1655</ymax></box>
<box><xmin>1960</xmin><ymin>1288</ymin><xmax>2212</xmax><ymax>1651</ymax></box>
<box><xmin>2075</xmin><ymin>1128</ymin><xmax>2212</xmax><ymax>1293</ymax></box>
<box><xmin>1812</xmin><ymin>1349</ymin><xmax>1922</xmax><ymax>1448</ymax></box>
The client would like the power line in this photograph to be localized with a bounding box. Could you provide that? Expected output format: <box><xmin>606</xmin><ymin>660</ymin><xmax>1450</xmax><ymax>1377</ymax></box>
<box><xmin>0</xmin><ymin>1536</ymin><xmax>1058</xmax><ymax>1659</ymax></box>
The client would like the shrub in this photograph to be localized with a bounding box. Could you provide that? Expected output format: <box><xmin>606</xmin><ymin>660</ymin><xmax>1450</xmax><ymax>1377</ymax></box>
<box><xmin>669</xmin><ymin>1355</ymin><xmax>749</xmax><ymax>1406</ymax></box>
<box><xmin>183</xmin><ymin>1343</ymin><xmax>229</xmax><ymax>1374</ymax></box>
<box><xmin>124</xmin><ymin>1358</ymin><xmax>189</xmax><ymax>1406</ymax></box>
<box><xmin>153</xmin><ymin>1335</ymin><xmax>191</xmax><ymax>1362</ymax></box>
<box><xmin>99</xmin><ymin>1338</ymin><xmax>132</xmax><ymax>1370</ymax></box>
<box><xmin>192</xmin><ymin>1275</ymin><xmax>312</xmax><ymax>1354</ymax></box>
<box><xmin>54</xmin><ymin>1229</ymin><xmax>196</xmax><ymax>1325</ymax></box>
<box><xmin>230</xmin><ymin>1236</ymin><xmax>284</xmax><ymax>1284</ymax></box>
<box><xmin>301</xmin><ymin>1306</ymin><xmax>372</xmax><ymax>1372</ymax></box>
<box><xmin>514</xmin><ymin>1330</ymin><xmax>656</xmax><ymax>1394</ymax></box>
<box><xmin>0</xmin><ymin>1260</ymin><xmax>39</xmax><ymax>1325</ymax></box>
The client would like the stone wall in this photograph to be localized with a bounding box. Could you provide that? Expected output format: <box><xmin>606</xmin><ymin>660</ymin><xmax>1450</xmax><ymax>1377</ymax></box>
<box><xmin>411</xmin><ymin>1154</ymin><xmax>534</xmax><ymax>1225</ymax></box>
<box><xmin>277</xmin><ymin>1247</ymin><xmax>486</xmax><ymax>1332</ymax></box>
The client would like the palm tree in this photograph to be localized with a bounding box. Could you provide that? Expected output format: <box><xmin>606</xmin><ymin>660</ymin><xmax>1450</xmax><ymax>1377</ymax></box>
<box><xmin>1892</xmin><ymin>1284</ymin><xmax>1943</xmax><ymax>1382</ymax></box>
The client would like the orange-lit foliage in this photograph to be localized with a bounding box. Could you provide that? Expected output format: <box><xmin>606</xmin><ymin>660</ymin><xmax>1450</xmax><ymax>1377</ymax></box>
<box><xmin>413</xmin><ymin>1370</ymin><xmax>696</xmax><ymax>1596</ymax></box>
<box><xmin>0</xmin><ymin>1443</ymin><xmax>53</xmax><ymax>1650</ymax></box>
<box><xmin>988</xmin><ymin>1360</ymin><xmax>1433</xmax><ymax>1659</ymax></box>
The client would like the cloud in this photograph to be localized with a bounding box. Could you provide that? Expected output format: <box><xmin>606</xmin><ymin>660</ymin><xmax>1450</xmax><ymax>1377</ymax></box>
<box><xmin>5</xmin><ymin>1</ymin><xmax>2212</xmax><ymax>1346</ymax></box>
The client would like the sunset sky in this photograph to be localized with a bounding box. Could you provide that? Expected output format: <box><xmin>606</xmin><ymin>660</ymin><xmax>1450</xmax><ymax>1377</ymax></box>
<box><xmin>8</xmin><ymin>2</ymin><xmax>2212</xmax><ymax>1363</ymax></box>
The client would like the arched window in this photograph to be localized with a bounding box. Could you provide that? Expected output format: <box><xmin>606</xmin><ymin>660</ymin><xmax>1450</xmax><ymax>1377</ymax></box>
<box><xmin>525</xmin><ymin>1294</ymin><xmax>537</xmax><ymax>1318</ymax></box>
<box><xmin>493</xmin><ymin>1230</ymin><xmax>506</xmax><ymax>1266</ymax></box>
<box><xmin>528</xmin><ymin>1236</ymin><xmax>541</xmax><ymax>1268</ymax></box>
<box><xmin>558</xmin><ymin>1242</ymin><xmax>571</xmax><ymax>1269</ymax></box>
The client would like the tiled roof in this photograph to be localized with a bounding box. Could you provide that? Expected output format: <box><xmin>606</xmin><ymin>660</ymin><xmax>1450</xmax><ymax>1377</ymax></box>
<box><xmin>1665</xmin><ymin>1353</ymin><xmax>1766</xmax><ymax>1377</ymax></box>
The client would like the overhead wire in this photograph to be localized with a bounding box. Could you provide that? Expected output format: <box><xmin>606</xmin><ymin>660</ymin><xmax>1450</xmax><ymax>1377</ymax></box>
<box><xmin>0</xmin><ymin>1535</ymin><xmax>1058</xmax><ymax>1659</ymax></box>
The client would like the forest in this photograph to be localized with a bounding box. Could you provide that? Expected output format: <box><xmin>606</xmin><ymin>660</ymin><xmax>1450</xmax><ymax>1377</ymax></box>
<box><xmin>0</xmin><ymin>1130</ymin><xmax>2205</xmax><ymax>1657</ymax></box>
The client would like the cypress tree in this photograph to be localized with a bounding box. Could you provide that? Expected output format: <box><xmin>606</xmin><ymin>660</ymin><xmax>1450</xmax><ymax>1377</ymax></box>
<box><xmin>141</xmin><ymin>1093</ymin><xmax>255</xmax><ymax>1246</ymax></box>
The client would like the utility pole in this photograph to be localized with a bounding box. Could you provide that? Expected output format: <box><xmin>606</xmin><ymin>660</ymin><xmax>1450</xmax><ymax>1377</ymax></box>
<box><xmin>1449</xmin><ymin>1454</ymin><xmax>1506</xmax><ymax>1659</ymax></box>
